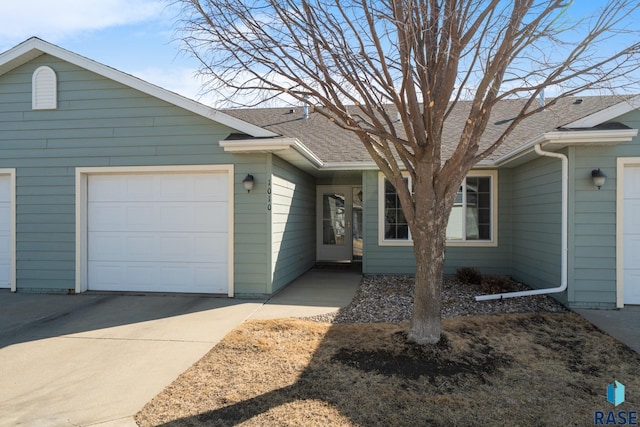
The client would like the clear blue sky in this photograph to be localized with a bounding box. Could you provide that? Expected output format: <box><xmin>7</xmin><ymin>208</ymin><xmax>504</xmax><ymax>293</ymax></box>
<box><xmin>0</xmin><ymin>1</ymin><xmax>636</xmax><ymax>107</ymax></box>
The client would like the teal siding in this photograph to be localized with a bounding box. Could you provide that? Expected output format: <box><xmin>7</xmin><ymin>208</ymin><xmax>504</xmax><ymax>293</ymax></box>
<box><xmin>569</xmin><ymin>146</ymin><xmax>617</xmax><ymax>307</ymax></box>
<box><xmin>0</xmin><ymin>54</ymin><xmax>270</xmax><ymax>295</ymax></box>
<box><xmin>568</xmin><ymin>109</ymin><xmax>640</xmax><ymax>308</ymax></box>
<box><xmin>510</xmin><ymin>155</ymin><xmax>565</xmax><ymax>303</ymax></box>
<box><xmin>362</xmin><ymin>170</ymin><xmax>512</xmax><ymax>276</ymax></box>
<box><xmin>270</xmin><ymin>155</ymin><xmax>316</xmax><ymax>292</ymax></box>
<box><xmin>362</xmin><ymin>171</ymin><xmax>414</xmax><ymax>274</ymax></box>
<box><xmin>233</xmin><ymin>154</ymin><xmax>271</xmax><ymax>296</ymax></box>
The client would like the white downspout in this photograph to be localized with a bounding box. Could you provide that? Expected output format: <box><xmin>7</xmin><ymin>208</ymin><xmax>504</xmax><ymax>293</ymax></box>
<box><xmin>475</xmin><ymin>143</ymin><xmax>568</xmax><ymax>301</ymax></box>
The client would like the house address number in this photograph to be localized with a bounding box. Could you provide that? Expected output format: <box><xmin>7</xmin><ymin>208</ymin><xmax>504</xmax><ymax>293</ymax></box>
<box><xmin>267</xmin><ymin>178</ymin><xmax>271</xmax><ymax>211</ymax></box>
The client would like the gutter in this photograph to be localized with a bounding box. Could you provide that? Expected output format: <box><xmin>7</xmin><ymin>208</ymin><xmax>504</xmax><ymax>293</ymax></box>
<box><xmin>219</xmin><ymin>137</ymin><xmax>324</xmax><ymax>168</ymax></box>
<box><xmin>475</xmin><ymin>143</ymin><xmax>568</xmax><ymax>301</ymax></box>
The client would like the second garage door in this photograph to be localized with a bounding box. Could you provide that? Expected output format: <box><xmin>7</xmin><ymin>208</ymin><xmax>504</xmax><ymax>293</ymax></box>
<box><xmin>624</xmin><ymin>166</ymin><xmax>640</xmax><ymax>305</ymax></box>
<box><xmin>87</xmin><ymin>171</ymin><xmax>229</xmax><ymax>294</ymax></box>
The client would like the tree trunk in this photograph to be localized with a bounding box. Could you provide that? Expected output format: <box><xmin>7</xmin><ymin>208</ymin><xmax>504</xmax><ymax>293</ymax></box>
<box><xmin>407</xmin><ymin>211</ymin><xmax>448</xmax><ymax>345</ymax></box>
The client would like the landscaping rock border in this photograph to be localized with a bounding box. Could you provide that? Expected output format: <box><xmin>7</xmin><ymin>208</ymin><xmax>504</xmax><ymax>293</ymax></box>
<box><xmin>306</xmin><ymin>275</ymin><xmax>567</xmax><ymax>323</ymax></box>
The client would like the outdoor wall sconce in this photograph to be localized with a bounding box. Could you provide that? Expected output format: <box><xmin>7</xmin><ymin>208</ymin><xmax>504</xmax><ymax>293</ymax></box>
<box><xmin>591</xmin><ymin>168</ymin><xmax>606</xmax><ymax>190</ymax></box>
<box><xmin>242</xmin><ymin>174</ymin><xmax>255</xmax><ymax>192</ymax></box>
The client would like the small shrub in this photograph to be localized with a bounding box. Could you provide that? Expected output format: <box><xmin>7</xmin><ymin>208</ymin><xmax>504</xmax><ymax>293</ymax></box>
<box><xmin>456</xmin><ymin>267</ymin><xmax>482</xmax><ymax>285</ymax></box>
<box><xmin>482</xmin><ymin>275</ymin><xmax>515</xmax><ymax>294</ymax></box>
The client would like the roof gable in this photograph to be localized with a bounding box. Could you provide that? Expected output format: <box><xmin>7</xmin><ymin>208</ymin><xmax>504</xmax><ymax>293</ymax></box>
<box><xmin>0</xmin><ymin>37</ymin><xmax>276</xmax><ymax>138</ymax></box>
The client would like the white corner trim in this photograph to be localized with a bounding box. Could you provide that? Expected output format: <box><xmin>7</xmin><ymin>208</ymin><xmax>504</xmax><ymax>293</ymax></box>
<box><xmin>74</xmin><ymin>165</ymin><xmax>235</xmax><ymax>296</ymax></box>
<box><xmin>226</xmin><ymin>165</ymin><xmax>235</xmax><ymax>297</ymax></box>
<box><xmin>565</xmin><ymin>95</ymin><xmax>640</xmax><ymax>128</ymax></box>
<box><xmin>1</xmin><ymin>38</ymin><xmax>275</xmax><ymax>138</ymax></box>
<box><xmin>0</xmin><ymin>169</ymin><xmax>17</xmax><ymax>292</ymax></box>
<box><xmin>615</xmin><ymin>157</ymin><xmax>640</xmax><ymax>308</ymax></box>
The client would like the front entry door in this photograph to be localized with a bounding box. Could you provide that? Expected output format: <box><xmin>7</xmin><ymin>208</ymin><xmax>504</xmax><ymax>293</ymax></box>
<box><xmin>317</xmin><ymin>186</ymin><xmax>352</xmax><ymax>261</ymax></box>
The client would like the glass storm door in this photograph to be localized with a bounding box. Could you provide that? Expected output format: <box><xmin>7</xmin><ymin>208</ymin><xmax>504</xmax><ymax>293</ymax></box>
<box><xmin>317</xmin><ymin>186</ymin><xmax>352</xmax><ymax>261</ymax></box>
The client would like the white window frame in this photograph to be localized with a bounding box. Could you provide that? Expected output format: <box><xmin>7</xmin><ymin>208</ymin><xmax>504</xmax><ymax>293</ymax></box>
<box><xmin>378</xmin><ymin>170</ymin><xmax>498</xmax><ymax>247</ymax></box>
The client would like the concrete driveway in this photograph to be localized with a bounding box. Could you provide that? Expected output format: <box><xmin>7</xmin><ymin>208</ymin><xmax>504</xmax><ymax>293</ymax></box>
<box><xmin>0</xmin><ymin>292</ymin><xmax>265</xmax><ymax>427</ymax></box>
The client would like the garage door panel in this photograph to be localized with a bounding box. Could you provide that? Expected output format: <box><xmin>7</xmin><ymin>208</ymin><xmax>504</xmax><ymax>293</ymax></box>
<box><xmin>624</xmin><ymin>168</ymin><xmax>640</xmax><ymax>198</ymax></box>
<box><xmin>88</xmin><ymin>174</ymin><xmax>228</xmax><ymax>203</ymax></box>
<box><xmin>0</xmin><ymin>177</ymin><xmax>10</xmax><ymax>199</ymax></box>
<box><xmin>623</xmin><ymin>200</ymin><xmax>640</xmax><ymax>234</ymax></box>
<box><xmin>160</xmin><ymin>174</ymin><xmax>227</xmax><ymax>201</ymax></box>
<box><xmin>88</xmin><ymin>263</ymin><xmax>124</xmax><ymax>289</ymax></box>
<box><xmin>89</xmin><ymin>203</ymin><xmax>227</xmax><ymax>233</ymax></box>
<box><xmin>87</xmin><ymin>171</ymin><xmax>229</xmax><ymax>294</ymax></box>
<box><xmin>88</xmin><ymin>175</ymin><xmax>125</xmax><ymax>202</ymax></box>
<box><xmin>89</xmin><ymin>261</ymin><xmax>227</xmax><ymax>293</ymax></box>
<box><xmin>88</xmin><ymin>204</ymin><xmax>122</xmax><ymax>229</ymax></box>
<box><xmin>89</xmin><ymin>232</ymin><xmax>227</xmax><ymax>262</ymax></box>
<box><xmin>0</xmin><ymin>206</ymin><xmax>10</xmax><ymax>232</ymax></box>
<box><xmin>624</xmin><ymin>270</ymin><xmax>640</xmax><ymax>304</ymax></box>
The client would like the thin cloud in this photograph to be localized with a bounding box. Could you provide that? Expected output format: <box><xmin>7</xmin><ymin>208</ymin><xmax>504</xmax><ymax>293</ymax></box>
<box><xmin>0</xmin><ymin>0</ymin><xmax>165</xmax><ymax>44</ymax></box>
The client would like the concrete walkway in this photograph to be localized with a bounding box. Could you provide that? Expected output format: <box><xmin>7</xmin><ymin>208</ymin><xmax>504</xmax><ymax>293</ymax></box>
<box><xmin>575</xmin><ymin>306</ymin><xmax>640</xmax><ymax>355</ymax></box>
<box><xmin>0</xmin><ymin>268</ymin><xmax>362</xmax><ymax>427</ymax></box>
<box><xmin>8</xmin><ymin>267</ymin><xmax>637</xmax><ymax>427</ymax></box>
<box><xmin>249</xmin><ymin>267</ymin><xmax>363</xmax><ymax>320</ymax></box>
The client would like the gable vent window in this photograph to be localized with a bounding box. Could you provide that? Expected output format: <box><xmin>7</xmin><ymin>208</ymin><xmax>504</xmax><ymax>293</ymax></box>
<box><xmin>32</xmin><ymin>66</ymin><xmax>57</xmax><ymax>110</ymax></box>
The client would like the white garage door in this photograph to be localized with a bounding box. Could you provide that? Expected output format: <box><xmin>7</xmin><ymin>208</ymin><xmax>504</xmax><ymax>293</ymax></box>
<box><xmin>624</xmin><ymin>166</ymin><xmax>640</xmax><ymax>305</ymax></box>
<box><xmin>0</xmin><ymin>175</ymin><xmax>10</xmax><ymax>288</ymax></box>
<box><xmin>87</xmin><ymin>172</ymin><xmax>229</xmax><ymax>293</ymax></box>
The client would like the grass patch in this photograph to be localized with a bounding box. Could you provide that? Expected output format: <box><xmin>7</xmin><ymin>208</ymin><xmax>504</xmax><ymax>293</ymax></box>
<box><xmin>136</xmin><ymin>313</ymin><xmax>640</xmax><ymax>427</ymax></box>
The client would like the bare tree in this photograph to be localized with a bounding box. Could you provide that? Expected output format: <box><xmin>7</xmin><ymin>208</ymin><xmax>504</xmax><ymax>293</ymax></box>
<box><xmin>176</xmin><ymin>0</ymin><xmax>640</xmax><ymax>344</ymax></box>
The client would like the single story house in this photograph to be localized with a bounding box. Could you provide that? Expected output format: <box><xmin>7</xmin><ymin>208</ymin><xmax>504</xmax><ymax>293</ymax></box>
<box><xmin>1</xmin><ymin>37</ymin><xmax>639</xmax><ymax>309</ymax></box>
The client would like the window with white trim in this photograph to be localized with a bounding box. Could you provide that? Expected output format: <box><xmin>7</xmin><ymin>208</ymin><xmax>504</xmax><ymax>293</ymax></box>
<box><xmin>383</xmin><ymin>176</ymin><xmax>410</xmax><ymax>240</ymax></box>
<box><xmin>378</xmin><ymin>171</ymin><xmax>497</xmax><ymax>246</ymax></box>
<box><xmin>446</xmin><ymin>175</ymin><xmax>492</xmax><ymax>241</ymax></box>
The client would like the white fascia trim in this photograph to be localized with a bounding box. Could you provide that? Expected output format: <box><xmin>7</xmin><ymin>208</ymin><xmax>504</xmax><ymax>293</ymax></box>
<box><xmin>564</xmin><ymin>95</ymin><xmax>640</xmax><ymax>128</ymax></box>
<box><xmin>322</xmin><ymin>161</ymin><xmax>379</xmax><ymax>170</ymax></box>
<box><xmin>493</xmin><ymin>129</ymin><xmax>638</xmax><ymax>167</ymax></box>
<box><xmin>1</xmin><ymin>38</ymin><xmax>276</xmax><ymax>138</ymax></box>
<box><xmin>220</xmin><ymin>138</ymin><xmax>324</xmax><ymax>168</ymax></box>
<box><xmin>543</xmin><ymin>129</ymin><xmax>639</xmax><ymax>145</ymax></box>
<box><xmin>291</xmin><ymin>139</ymin><xmax>324</xmax><ymax>168</ymax></box>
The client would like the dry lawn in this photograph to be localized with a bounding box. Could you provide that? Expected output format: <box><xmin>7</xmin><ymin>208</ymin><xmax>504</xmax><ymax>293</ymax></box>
<box><xmin>136</xmin><ymin>313</ymin><xmax>640</xmax><ymax>427</ymax></box>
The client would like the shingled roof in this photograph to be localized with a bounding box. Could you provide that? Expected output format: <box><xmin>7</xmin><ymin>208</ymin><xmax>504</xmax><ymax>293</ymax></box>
<box><xmin>224</xmin><ymin>95</ymin><xmax>632</xmax><ymax>165</ymax></box>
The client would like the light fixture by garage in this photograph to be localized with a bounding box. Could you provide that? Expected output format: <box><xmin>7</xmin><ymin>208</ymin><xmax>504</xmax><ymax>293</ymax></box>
<box><xmin>242</xmin><ymin>174</ymin><xmax>255</xmax><ymax>192</ymax></box>
<box><xmin>591</xmin><ymin>168</ymin><xmax>606</xmax><ymax>190</ymax></box>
